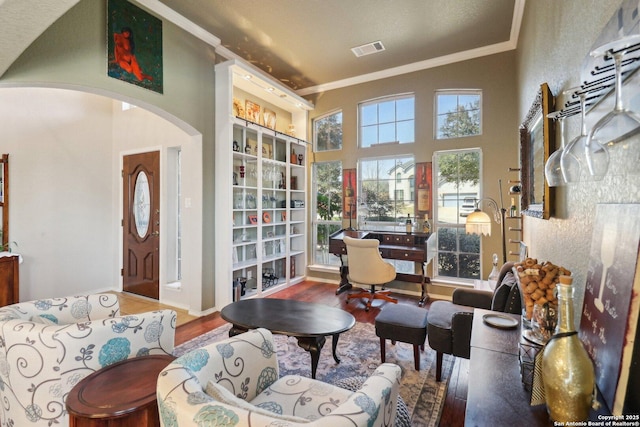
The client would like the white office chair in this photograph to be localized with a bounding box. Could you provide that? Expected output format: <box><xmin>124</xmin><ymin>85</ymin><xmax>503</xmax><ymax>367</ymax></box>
<box><xmin>343</xmin><ymin>236</ymin><xmax>398</xmax><ymax>311</ymax></box>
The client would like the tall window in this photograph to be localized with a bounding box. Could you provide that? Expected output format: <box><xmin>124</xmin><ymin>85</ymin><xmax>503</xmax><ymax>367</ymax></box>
<box><xmin>359</xmin><ymin>94</ymin><xmax>415</xmax><ymax>147</ymax></box>
<box><xmin>312</xmin><ymin>161</ymin><xmax>342</xmax><ymax>266</ymax></box>
<box><xmin>433</xmin><ymin>149</ymin><xmax>481</xmax><ymax>281</ymax></box>
<box><xmin>166</xmin><ymin>148</ymin><xmax>182</xmax><ymax>283</ymax></box>
<box><xmin>435</xmin><ymin>90</ymin><xmax>482</xmax><ymax>139</ymax></box>
<box><xmin>358</xmin><ymin>156</ymin><xmax>414</xmax><ymax>225</ymax></box>
<box><xmin>314</xmin><ymin>110</ymin><xmax>343</xmax><ymax>151</ymax></box>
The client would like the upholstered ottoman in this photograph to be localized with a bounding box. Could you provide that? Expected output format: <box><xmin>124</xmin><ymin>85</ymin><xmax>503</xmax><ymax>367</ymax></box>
<box><xmin>426</xmin><ymin>300</ymin><xmax>475</xmax><ymax>381</ymax></box>
<box><xmin>375</xmin><ymin>303</ymin><xmax>429</xmax><ymax>370</ymax></box>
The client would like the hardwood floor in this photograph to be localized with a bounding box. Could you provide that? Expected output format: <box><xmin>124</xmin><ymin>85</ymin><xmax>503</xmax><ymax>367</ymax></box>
<box><xmin>112</xmin><ymin>291</ymin><xmax>200</xmax><ymax>326</ymax></box>
<box><xmin>116</xmin><ymin>281</ymin><xmax>466</xmax><ymax>427</ymax></box>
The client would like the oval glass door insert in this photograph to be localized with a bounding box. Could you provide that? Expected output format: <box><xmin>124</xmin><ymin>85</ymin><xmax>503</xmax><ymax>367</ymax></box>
<box><xmin>134</xmin><ymin>171</ymin><xmax>151</xmax><ymax>237</ymax></box>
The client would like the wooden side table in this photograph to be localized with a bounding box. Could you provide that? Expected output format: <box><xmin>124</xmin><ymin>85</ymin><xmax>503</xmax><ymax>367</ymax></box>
<box><xmin>0</xmin><ymin>254</ymin><xmax>19</xmax><ymax>306</ymax></box>
<box><xmin>66</xmin><ymin>354</ymin><xmax>175</xmax><ymax>427</ymax></box>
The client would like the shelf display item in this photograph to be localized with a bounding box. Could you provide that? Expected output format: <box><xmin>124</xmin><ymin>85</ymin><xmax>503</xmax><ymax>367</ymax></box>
<box><xmin>245</xmin><ymin>100</ymin><xmax>261</xmax><ymax>124</ymax></box>
<box><xmin>264</xmin><ymin>108</ymin><xmax>276</xmax><ymax>130</ymax></box>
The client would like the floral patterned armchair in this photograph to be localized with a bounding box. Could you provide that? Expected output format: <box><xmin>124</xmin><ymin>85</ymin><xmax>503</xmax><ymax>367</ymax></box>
<box><xmin>157</xmin><ymin>328</ymin><xmax>401</xmax><ymax>426</ymax></box>
<box><xmin>0</xmin><ymin>293</ymin><xmax>176</xmax><ymax>426</ymax></box>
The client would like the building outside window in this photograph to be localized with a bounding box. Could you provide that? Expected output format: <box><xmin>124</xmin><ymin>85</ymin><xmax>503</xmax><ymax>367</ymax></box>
<box><xmin>358</xmin><ymin>155</ymin><xmax>415</xmax><ymax>274</ymax></box>
<box><xmin>359</xmin><ymin>94</ymin><xmax>414</xmax><ymax>147</ymax></box>
<box><xmin>435</xmin><ymin>90</ymin><xmax>482</xmax><ymax>139</ymax></box>
<box><xmin>433</xmin><ymin>149</ymin><xmax>482</xmax><ymax>281</ymax></box>
<box><xmin>314</xmin><ymin>110</ymin><xmax>343</xmax><ymax>151</ymax></box>
<box><xmin>358</xmin><ymin>156</ymin><xmax>414</xmax><ymax>225</ymax></box>
<box><xmin>312</xmin><ymin>161</ymin><xmax>342</xmax><ymax>266</ymax></box>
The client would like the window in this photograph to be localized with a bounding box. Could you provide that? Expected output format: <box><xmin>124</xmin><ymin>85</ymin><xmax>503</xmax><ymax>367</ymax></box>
<box><xmin>435</xmin><ymin>90</ymin><xmax>481</xmax><ymax>139</ymax></box>
<box><xmin>359</xmin><ymin>94</ymin><xmax>414</xmax><ymax>147</ymax></box>
<box><xmin>359</xmin><ymin>155</ymin><xmax>415</xmax><ymax>275</ymax></box>
<box><xmin>433</xmin><ymin>149</ymin><xmax>481</xmax><ymax>281</ymax></box>
<box><xmin>314</xmin><ymin>110</ymin><xmax>343</xmax><ymax>151</ymax></box>
<box><xmin>312</xmin><ymin>161</ymin><xmax>342</xmax><ymax>266</ymax></box>
<box><xmin>166</xmin><ymin>148</ymin><xmax>182</xmax><ymax>283</ymax></box>
<box><xmin>358</xmin><ymin>156</ymin><xmax>414</xmax><ymax>224</ymax></box>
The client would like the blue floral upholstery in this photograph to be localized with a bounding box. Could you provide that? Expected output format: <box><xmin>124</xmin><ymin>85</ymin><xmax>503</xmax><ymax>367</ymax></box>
<box><xmin>157</xmin><ymin>328</ymin><xmax>401</xmax><ymax>426</ymax></box>
<box><xmin>0</xmin><ymin>293</ymin><xmax>176</xmax><ymax>426</ymax></box>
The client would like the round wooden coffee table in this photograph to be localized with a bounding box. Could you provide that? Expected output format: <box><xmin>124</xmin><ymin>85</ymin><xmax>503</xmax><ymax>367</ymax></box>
<box><xmin>221</xmin><ymin>298</ymin><xmax>355</xmax><ymax>379</ymax></box>
<box><xmin>66</xmin><ymin>354</ymin><xmax>175</xmax><ymax>427</ymax></box>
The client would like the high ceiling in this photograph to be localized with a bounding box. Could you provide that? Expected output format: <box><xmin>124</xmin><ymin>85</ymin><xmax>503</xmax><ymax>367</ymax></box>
<box><xmin>0</xmin><ymin>1</ymin><xmax>523</xmax><ymax>96</ymax></box>
<box><xmin>159</xmin><ymin>0</ymin><xmax>523</xmax><ymax>94</ymax></box>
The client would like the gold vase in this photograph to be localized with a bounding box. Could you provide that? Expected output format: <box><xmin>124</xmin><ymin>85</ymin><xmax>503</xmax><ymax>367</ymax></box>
<box><xmin>541</xmin><ymin>275</ymin><xmax>595</xmax><ymax>422</ymax></box>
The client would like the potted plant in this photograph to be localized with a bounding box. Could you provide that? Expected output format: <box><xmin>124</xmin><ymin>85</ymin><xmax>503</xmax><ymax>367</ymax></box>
<box><xmin>0</xmin><ymin>229</ymin><xmax>17</xmax><ymax>253</ymax></box>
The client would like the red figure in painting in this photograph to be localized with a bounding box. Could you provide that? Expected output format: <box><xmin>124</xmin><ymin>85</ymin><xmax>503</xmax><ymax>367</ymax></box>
<box><xmin>114</xmin><ymin>27</ymin><xmax>153</xmax><ymax>82</ymax></box>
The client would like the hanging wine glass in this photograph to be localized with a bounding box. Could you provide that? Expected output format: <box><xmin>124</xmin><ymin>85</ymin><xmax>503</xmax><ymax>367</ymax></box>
<box><xmin>586</xmin><ymin>34</ymin><xmax>640</xmax><ymax>178</ymax></box>
<box><xmin>561</xmin><ymin>90</ymin><xmax>594</xmax><ymax>183</ymax></box>
<box><xmin>544</xmin><ymin>110</ymin><xmax>566</xmax><ymax>187</ymax></box>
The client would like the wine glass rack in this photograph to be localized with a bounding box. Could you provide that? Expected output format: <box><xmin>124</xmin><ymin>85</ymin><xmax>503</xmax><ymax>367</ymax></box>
<box><xmin>554</xmin><ymin>38</ymin><xmax>640</xmax><ymax>119</ymax></box>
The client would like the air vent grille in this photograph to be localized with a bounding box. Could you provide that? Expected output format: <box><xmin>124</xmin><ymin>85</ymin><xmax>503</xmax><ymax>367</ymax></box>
<box><xmin>351</xmin><ymin>41</ymin><xmax>385</xmax><ymax>57</ymax></box>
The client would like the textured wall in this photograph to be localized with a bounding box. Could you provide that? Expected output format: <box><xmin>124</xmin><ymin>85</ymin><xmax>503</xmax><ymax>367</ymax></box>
<box><xmin>516</xmin><ymin>0</ymin><xmax>640</xmax><ymax>311</ymax></box>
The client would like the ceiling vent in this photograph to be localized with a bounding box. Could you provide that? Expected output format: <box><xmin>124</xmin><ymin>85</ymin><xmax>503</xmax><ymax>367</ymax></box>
<box><xmin>351</xmin><ymin>41</ymin><xmax>385</xmax><ymax>57</ymax></box>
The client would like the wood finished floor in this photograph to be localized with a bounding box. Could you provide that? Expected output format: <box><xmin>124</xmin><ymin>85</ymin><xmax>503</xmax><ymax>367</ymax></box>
<box><xmin>113</xmin><ymin>291</ymin><xmax>200</xmax><ymax>326</ymax></box>
<box><xmin>115</xmin><ymin>281</ymin><xmax>467</xmax><ymax>427</ymax></box>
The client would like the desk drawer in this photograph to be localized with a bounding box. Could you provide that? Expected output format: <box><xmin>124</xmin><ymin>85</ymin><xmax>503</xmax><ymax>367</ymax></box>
<box><xmin>388</xmin><ymin>249</ymin><xmax>424</xmax><ymax>262</ymax></box>
<box><xmin>329</xmin><ymin>242</ymin><xmax>347</xmax><ymax>255</ymax></box>
<box><xmin>382</xmin><ymin>234</ymin><xmax>415</xmax><ymax>245</ymax></box>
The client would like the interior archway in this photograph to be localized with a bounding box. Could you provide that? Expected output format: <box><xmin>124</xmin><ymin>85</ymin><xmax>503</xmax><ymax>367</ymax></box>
<box><xmin>0</xmin><ymin>85</ymin><xmax>203</xmax><ymax>313</ymax></box>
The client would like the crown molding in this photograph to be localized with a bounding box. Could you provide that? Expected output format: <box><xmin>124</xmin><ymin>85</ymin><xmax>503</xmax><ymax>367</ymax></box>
<box><xmin>297</xmin><ymin>0</ymin><xmax>525</xmax><ymax>96</ymax></box>
<box><xmin>135</xmin><ymin>0</ymin><xmax>525</xmax><ymax>97</ymax></box>
<box><xmin>134</xmin><ymin>0</ymin><xmax>221</xmax><ymax>47</ymax></box>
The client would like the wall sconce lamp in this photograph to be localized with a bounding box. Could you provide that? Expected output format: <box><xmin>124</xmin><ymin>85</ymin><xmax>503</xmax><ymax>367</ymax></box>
<box><xmin>465</xmin><ymin>180</ymin><xmax>507</xmax><ymax>264</ymax></box>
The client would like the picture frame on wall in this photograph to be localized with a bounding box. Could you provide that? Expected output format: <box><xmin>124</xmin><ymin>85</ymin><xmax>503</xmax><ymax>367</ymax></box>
<box><xmin>414</xmin><ymin>162</ymin><xmax>432</xmax><ymax>218</ymax></box>
<box><xmin>343</xmin><ymin>169</ymin><xmax>357</xmax><ymax>220</ymax></box>
<box><xmin>520</xmin><ymin>82</ymin><xmax>554</xmax><ymax>219</ymax></box>
<box><xmin>107</xmin><ymin>0</ymin><xmax>163</xmax><ymax>93</ymax></box>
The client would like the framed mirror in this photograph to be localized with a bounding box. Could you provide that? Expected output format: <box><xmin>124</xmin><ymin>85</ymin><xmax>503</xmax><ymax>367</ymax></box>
<box><xmin>520</xmin><ymin>83</ymin><xmax>554</xmax><ymax>219</ymax></box>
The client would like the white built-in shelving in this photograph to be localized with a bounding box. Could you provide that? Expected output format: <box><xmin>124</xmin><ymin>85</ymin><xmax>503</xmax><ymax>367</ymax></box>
<box><xmin>214</xmin><ymin>59</ymin><xmax>313</xmax><ymax>309</ymax></box>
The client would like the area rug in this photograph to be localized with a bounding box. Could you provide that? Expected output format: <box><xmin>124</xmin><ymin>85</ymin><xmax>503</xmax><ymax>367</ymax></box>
<box><xmin>175</xmin><ymin>322</ymin><xmax>454</xmax><ymax>427</ymax></box>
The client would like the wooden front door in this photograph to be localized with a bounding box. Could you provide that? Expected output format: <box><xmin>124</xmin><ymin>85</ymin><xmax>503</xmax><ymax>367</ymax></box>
<box><xmin>123</xmin><ymin>151</ymin><xmax>160</xmax><ymax>299</ymax></box>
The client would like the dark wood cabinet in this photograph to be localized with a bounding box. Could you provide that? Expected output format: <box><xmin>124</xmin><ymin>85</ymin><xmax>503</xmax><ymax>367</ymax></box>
<box><xmin>1</xmin><ymin>154</ymin><xmax>7</xmax><ymax>249</ymax></box>
<box><xmin>0</xmin><ymin>255</ymin><xmax>19</xmax><ymax>306</ymax></box>
<box><xmin>0</xmin><ymin>155</ymin><xmax>17</xmax><ymax>306</ymax></box>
